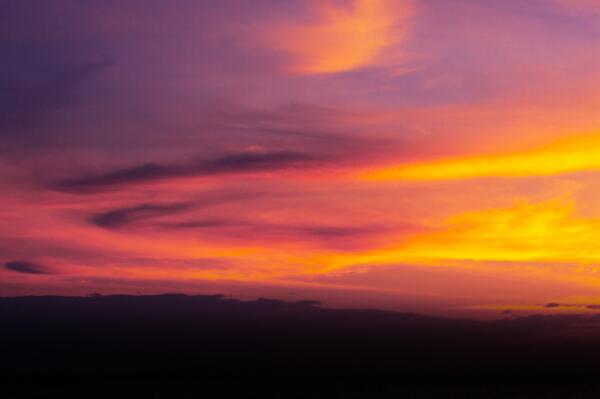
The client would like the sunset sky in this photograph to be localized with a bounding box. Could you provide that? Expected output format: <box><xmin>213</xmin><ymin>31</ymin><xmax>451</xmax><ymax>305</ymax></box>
<box><xmin>3</xmin><ymin>0</ymin><xmax>600</xmax><ymax>317</ymax></box>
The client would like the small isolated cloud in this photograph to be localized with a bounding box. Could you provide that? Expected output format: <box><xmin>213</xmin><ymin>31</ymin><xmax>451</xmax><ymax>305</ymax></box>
<box><xmin>544</xmin><ymin>302</ymin><xmax>562</xmax><ymax>308</ymax></box>
<box><xmin>268</xmin><ymin>0</ymin><xmax>412</xmax><ymax>74</ymax></box>
<box><xmin>4</xmin><ymin>261</ymin><xmax>52</xmax><ymax>275</ymax></box>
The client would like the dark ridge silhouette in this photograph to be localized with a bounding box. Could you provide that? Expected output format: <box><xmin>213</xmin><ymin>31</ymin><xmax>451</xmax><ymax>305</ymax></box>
<box><xmin>3</xmin><ymin>294</ymin><xmax>600</xmax><ymax>397</ymax></box>
<box><xmin>2</xmin><ymin>294</ymin><xmax>600</xmax><ymax>379</ymax></box>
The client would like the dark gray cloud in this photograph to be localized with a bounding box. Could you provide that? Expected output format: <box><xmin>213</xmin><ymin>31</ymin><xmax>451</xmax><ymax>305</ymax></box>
<box><xmin>544</xmin><ymin>303</ymin><xmax>562</xmax><ymax>308</ymax></box>
<box><xmin>166</xmin><ymin>219</ymin><xmax>235</xmax><ymax>229</ymax></box>
<box><xmin>92</xmin><ymin>202</ymin><xmax>195</xmax><ymax>229</ymax></box>
<box><xmin>91</xmin><ymin>191</ymin><xmax>265</xmax><ymax>229</ymax></box>
<box><xmin>95</xmin><ymin>211</ymin><xmax>382</xmax><ymax>242</ymax></box>
<box><xmin>543</xmin><ymin>302</ymin><xmax>581</xmax><ymax>309</ymax></box>
<box><xmin>166</xmin><ymin>219</ymin><xmax>379</xmax><ymax>236</ymax></box>
<box><xmin>4</xmin><ymin>261</ymin><xmax>51</xmax><ymax>275</ymax></box>
<box><xmin>284</xmin><ymin>225</ymin><xmax>382</xmax><ymax>239</ymax></box>
<box><xmin>543</xmin><ymin>302</ymin><xmax>600</xmax><ymax>310</ymax></box>
<box><xmin>91</xmin><ymin>199</ymin><xmax>387</xmax><ymax>245</ymax></box>
<box><xmin>53</xmin><ymin>151</ymin><xmax>322</xmax><ymax>193</ymax></box>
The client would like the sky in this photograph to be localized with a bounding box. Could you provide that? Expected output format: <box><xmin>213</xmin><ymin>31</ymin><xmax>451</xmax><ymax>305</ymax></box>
<box><xmin>3</xmin><ymin>0</ymin><xmax>600</xmax><ymax>318</ymax></box>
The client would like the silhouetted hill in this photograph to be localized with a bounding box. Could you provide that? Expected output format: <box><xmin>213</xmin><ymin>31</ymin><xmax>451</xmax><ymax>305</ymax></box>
<box><xmin>3</xmin><ymin>294</ymin><xmax>600</xmax><ymax>397</ymax></box>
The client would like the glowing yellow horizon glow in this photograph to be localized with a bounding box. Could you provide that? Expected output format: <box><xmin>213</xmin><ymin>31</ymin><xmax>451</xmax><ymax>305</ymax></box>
<box><xmin>362</xmin><ymin>133</ymin><xmax>600</xmax><ymax>181</ymax></box>
<box><xmin>118</xmin><ymin>197</ymin><xmax>600</xmax><ymax>279</ymax></box>
<box><xmin>294</xmin><ymin>197</ymin><xmax>600</xmax><ymax>279</ymax></box>
<box><xmin>67</xmin><ymin>195</ymin><xmax>600</xmax><ymax>306</ymax></box>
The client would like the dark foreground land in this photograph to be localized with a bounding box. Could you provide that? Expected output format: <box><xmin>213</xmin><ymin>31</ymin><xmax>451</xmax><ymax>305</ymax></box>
<box><xmin>2</xmin><ymin>294</ymin><xmax>600</xmax><ymax>398</ymax></box>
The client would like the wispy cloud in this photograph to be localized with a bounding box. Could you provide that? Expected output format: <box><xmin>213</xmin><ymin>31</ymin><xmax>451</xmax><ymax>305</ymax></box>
<box><xmin>92</xmin><ymin>202</ymin><xmax>194</xmax><ymax>229</ymax></box>
<box><xmin>269</xmin><ymin>0</ymin><xmax>411</xmax><ymax>74</ymax></box>
<box><xmin>53</xmin><ymin>151</ymin><xmax>322</xmax><ymax>193</ymax></box>
<box><xmin>91</xmin><ymin>192</ymin><xmax>262</xmax><ymax>229</ymax></box>
<box><xmin>362</xmin><ymin>134</ymin><xmax>600</xmax><ymax>182</ymax></box>
<box><xmin>4</xmin><ymin>261</ymin><xmax>52</xmax><ymax>275</ymax></box>
<box><xmin>163</xmin><ymin>218</ymin><xmax>386</xmax><ymax>243</ymax></box>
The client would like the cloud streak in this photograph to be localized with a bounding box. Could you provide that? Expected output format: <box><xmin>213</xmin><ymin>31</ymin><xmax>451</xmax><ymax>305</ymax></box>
<box><xmin>4</xmin><ymin>261</ymin><xmax>52</xmax><ymax>275</ymax></box>
<box><xmin>92</xmin><ymin>202</ymin><xmax>194</xmax><ymax>229</ymax></box>
<box><xmin>543</xmin><ymin>302</ymin><xmax>600</xmax><ymax>310</ymax></box>
<box><xmin>53</xmin><ymin>151</ymin><xmax>322</xmax><ymax>193</ymax></box>
<box><xmin>91</xmin><ymin>192</ymin><xmax>265</xmax><ymax>229</ymax></box>
<box><xmin>164</xmin><ymin>218</ymin><xmax>385</xmax><ymax>241</ymax></box>
<box><xmin>362</xmin><ymin>134</ymin><xmax>600</xmax><ymax>182</ymax></box>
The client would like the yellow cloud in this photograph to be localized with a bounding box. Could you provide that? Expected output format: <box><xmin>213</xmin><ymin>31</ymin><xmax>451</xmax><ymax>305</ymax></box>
<box><xmin>303</xmin><ymin>197</ymin><xmax>600</xmax><ymax>274</ymax></box>
<box><xmin>396</xmin><ymin>197</ymin><xmax>599</xmax><ymax>262</ymax></box>
<box><xmin>362</xmin><ymin>133</ymin><xmax>600</xmax><ymax>182</ymax></box>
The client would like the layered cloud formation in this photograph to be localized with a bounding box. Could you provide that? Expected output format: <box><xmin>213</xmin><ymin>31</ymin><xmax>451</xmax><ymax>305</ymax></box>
<box><xmin>2</xmin><ymin>0</ymin><xmax>600</xmax><ymax>317</ymax></box>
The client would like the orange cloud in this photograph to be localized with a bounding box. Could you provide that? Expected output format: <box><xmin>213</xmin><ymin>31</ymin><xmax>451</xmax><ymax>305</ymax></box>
<box><xmin>274</xmin><ymin>0</ymin><xmax>411</xmax><ymax>74</ymax></box>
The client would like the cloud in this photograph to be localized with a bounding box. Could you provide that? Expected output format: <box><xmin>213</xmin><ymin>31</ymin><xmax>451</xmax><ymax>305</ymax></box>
<box><xmin>542</xmin><ymin>302</ymin><xmax>600</xmax><ymax>310</ymax></box>
<box><xmin>269</xmin><ymin>0</ymin><xmax>411</xmax><ymax>74</ymax></box>
<box><xmin>542</xmin><ymin>302</ymin><xmax>582</xmax><ymax>308</ymax></box>
<box><xmin>4</xmin><ymin>261</ymin><xmax>52</xmax><ymax>275</ymax></box>
<box><xmin>165</xmin><ymin>219</ymin><xmax>381</xmax><ymax>237</ymax></box>
<box><xmin>161</xmin><ymin>218</ymin><xmax>388</xmax><ymax>248</ymax></box>
<box><xmin>361</xmin><ymin>133</ymin><xmax>600</xmax><ymax>182</ymax></box>
<box><xmin>208</xmin><ymin>103</ymin><xmax>369</xmax><ymax>146</ymax></box>
<box><xmin>53</xmin><ymin>151</ymin><xmax>322</xmax><ymax>193</ymax></box>
<box><xmin>361</xmin><ymin>197</ymin><xmax>600</xmax><ymax>264</ymax></box>
<box><xmin>544</xmin><ymin>302</ymin><xmax>562</xmax><ymax>308</ymax></box>
<box><xmin>92</xmin><ymin>202</ymin><xmax>194</xmax><ymax>229</ymax></box>
<box><xmin>91</xmin><ymin>191</ymin><xmax>265</xmax><ymax>229</ymax></box>
<box><xmin>290</xmin><ymin>225</ymin><xmax>380</xmax><ymax>238</ymax></box>
<box><xmin>164</xmin><ymin>219</ymin><xmax>236</xmax><ymax>229</ymax></box>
